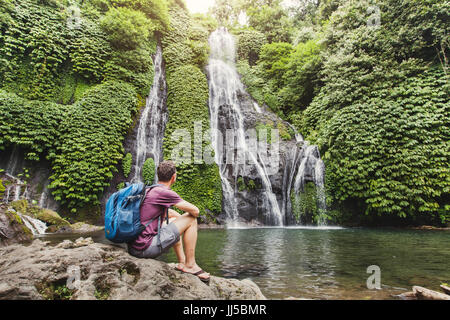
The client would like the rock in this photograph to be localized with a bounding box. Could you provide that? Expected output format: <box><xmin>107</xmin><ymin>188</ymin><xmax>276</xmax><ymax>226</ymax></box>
<box><xmin>47</xmin><ymin>225</ymin><xmax>73</xmax><ymax>233</ymax></box>
<box><xmin>33</xmin><ymin>208</ymin><xmax>70</xmax><ymax>227</ymax></box>
<box><xmin>46</xmin><ymin>222</ymin><xmax>104</xmax><ymax>234</ymax></box>
<box><xmin>440</xmin><ymin>284</ymin><xmax>450</xmax><ymax>295</ymax></box>
<box><xmin>74</xmin><ymin>237</ymin><xmax>94</xmax><ymax>247</ymax></box>
<box><xmin>70</xmin><ymin>222</ymin><xmax>104</xmax><ymax>234</ymax></box>
<box><xmin>10</xmin><ymin>200</ymin><xmax>70</xmax><ymax>228</ymax></box>
<box><xmin>0</xmin><ymin>203</ymin><xmax>33</xmax><ymax>247</ymax></box>
<box><xmin>397</xmin><ymin>291</ymin><xmax>417</xmax><ymax>300</ymax></box>
<box><xmin>0</xmin><ymin>239</ymin><xmax>266</xmax><ymax>300</ymax></box>
<box><xmin>9</xmin><ymin>199</ymin><xmax>28</xmax><ymax>214</ymax></box>
<box><xmin>412</xmin><ymin>286</ymin><xmax>450</xmax><ymax>300</ymax></box>
<box><xmin>54</xmin><ymin>237</ymin><xmax>94</xmax><ymax>249</ymax></box>
<box><xmin>55</xmin><ymin>239</ymin><xmax>76</xmax><ymax>249</ymax></box>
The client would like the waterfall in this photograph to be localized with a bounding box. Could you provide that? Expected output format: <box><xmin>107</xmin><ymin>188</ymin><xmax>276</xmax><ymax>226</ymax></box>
<box><xmin>314</xmin><ymin>159</ymin><xmax>327</xmax><ymax>226</ymax></box>
<box><xmin>18</xmin><ymin>213</ymin><xmax>47</xmax><ymax>235</ymax></box>
<box><xmin>37</xmin><ymin>180</ymin><xmax>58</xmax><ymax>211</ymax></box>
<box><xmin>292</xmin><ymin>143</ymin><xmax>328</xmax><ymax>225</ymax></box>
<box><xmin>1</xmin><ymin>173</ymin><xmax>27</xmax><ymax>204</ymax></box>
<box><xmin>207</xmin><ymin>28</ymin><xmax>283</xmax><ymax>226</ymax></box>
<box><xmin>131</xmin><ymin>45</ymin><xmax>168</xmax><ymax>183</ymax></box>
<box><xmin>5</xmin><ymin>146</ymin><xmax>20</xmax><ymax>176</ymax></box>
<box><xmin>206</xmin><ymin>28</ymin><xmax>330</xmax><ymax>226</ymax></box>
<box><xmin>293</xmin><ymin>144</ymin><xmax>316</xmax><ymax>194</ymax></box>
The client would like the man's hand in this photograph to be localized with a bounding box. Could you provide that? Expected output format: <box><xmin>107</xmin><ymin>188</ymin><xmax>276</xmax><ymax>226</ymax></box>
<box><xmin>174</xmin><ymin>200</ymin><xmax>200</xmax><ymax>218</ymax></box>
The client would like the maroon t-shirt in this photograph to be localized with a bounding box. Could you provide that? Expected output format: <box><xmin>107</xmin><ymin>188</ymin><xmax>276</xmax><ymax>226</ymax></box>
<box><xmin>130</xmin><ymin>185</ymin><xmax>183</xmax><ymax>251</ymax></box>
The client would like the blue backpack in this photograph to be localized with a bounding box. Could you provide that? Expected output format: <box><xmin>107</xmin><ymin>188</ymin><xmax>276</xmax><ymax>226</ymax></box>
<box><xmin>104</xmin><ymin>183</ymin><xmax>168</xmax><ymax>244</ymax></box>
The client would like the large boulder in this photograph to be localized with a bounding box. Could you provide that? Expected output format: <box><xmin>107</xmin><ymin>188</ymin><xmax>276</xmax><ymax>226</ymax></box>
<box><xmin>0</xmin><ymin>203</ymin><xmax>33</xmax><ymax>247</ymax></box>
<box><xmin>0</xmin><ymin>239</ymin><xmax>266</xmax><ymax>300</ymax></box>
<box><xmin>10</xmin><ymin>200</ymin><xmax>70</xmax><ymax>227</ymax></box>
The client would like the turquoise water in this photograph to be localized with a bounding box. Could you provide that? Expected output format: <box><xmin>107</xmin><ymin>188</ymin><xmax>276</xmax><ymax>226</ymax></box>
<box><xmin>159</xmin><ymin>227</ymin><xmax>450</xmax><ymax>300</ymax></box>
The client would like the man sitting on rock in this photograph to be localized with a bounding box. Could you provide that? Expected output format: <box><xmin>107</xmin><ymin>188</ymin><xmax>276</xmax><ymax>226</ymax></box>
<box><xmin>127</xmin><ymin>160</ymin><xmax>210</xmax><ymax>283</ymax></box>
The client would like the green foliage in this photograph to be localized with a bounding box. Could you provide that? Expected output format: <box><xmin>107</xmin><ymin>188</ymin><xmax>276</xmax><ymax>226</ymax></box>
<box><xmin>109</xmin><ymin>0</ymin><xmax>170</xmax><ymax>32</ymax></box>
<box><xmin>187</xmin><ymin>39</ymin><xmax>210</xmax><ymax>69</ymax></box>
<box><xmin>49</xmin><ymin>81</ymin><xmax>137</xmax><ymax>212</ymax></box>
<box><xmin>37</xmin><ymin>281</ymin><xmax>74</xmax><ymax>300</ymax></box>
<box><xmin>122</xmin><ymin>153</ymin><xmax>132</xmax><ymax>177</ymax></box>
<box><xmin>236</xmin><ymin>29</ymin><xmax>267</xmax><ymax>66</ymax></box>
<box><xmin>237</xmin><ymin>176</ymin><xmax>245</xmax><ymax>192</ymax></box>
<box><xmin>0</xmin><ymin>0</ymin><xmax>161</xmax><ymax>216</ymax></box>
<box><xmin>318</xmin><ymin>68</ymin><xmax>449</xmax><ymax>220</ymax></box>
<box><xmin>142</xmin><ymin>157</ymin><xmax>156</xmax><ymax>184</ymax></box>
<box><xmin>291</xmin><ymin>182</ymin><xmax>318</xmax><ymax>224</ymax></box>
<box><xmin>69</xmin><ymin>23</ymin><xmax>112</xmax><ymax>83</ymax></box>
<box><xmin>0</xmin><ymin>90</ymin><xmax>68</xmax><ymax>158</ymax></box>
<box><xmin>100</xmin><ymin>7</ymin><xmax>151</xmax><ymax>50</ymax></box>
<box><xmin>0</xmin><ymin>0</ymin><xmax>156</xmax><ymax>100</ymax></box>
<box><xmin>279</xmin><ymin>39</ymin><xmax>322</xmax><ymax>112</ymax></box>
<box><xmin>237</xmin><ymin>176</ymin><xmax>258</xmax><ymax>192</ymax></box>
<box><xmin>163</xmin><ymin>65</ymin><xmax>223</xmax><ymax>215</ymax></box>
<box><xmin>191</xmin><ymin>13</ymin><xmax>218</xmax><ymax>34</ymax></box>
<box><xmin>161</xmin><ymin>5</ymin><xmax>204</xmax><ymax>71</ymax></box>
<box><xmin>235</xmin><ymin>0</ymin><xmax>449</xmax><ymax>225</ymax></box>
<box><xmin>255</xmin><ymin>121</ymin><xmax>274</xmax><ymax>144</ymax></box>
<box><xmin>235</xmin><ymin>60</ymin><xmax>271</xmax><ymax>109</ymax></box>
<box><xmin>291</xmin><ymin>182</ymin><xmax>330</xmax><ymax>225</ymax></box>
<box><xmin>237</xmin><ymin>38</ymin><xmax>322</xmax><ymax>116</ymax></box>
<box><xmin>259</xmin><ymin>42</ymin><xmax>293</xmax><ymax>85</ymax></box>
<box><xmin>298</xmin><ymin>0</ymin><xmax>450</xmax><ymax>223</ymax></box>
<box><xmin>277</xmin><ymin>121</ymin><xmax>292</xmax><ymax>141</ymax></box>
<box><xmin>0</xmin><ymin>1</ymin><xmax>70</xmax><ymax>100</ymax></box>
<box><xmin>246</xmin><ymin>2</ymin><xmax>293</xmax><ymax>43</ymax></box>
<box><xmin>103</xmin><ymin>42</ymin><xmax>156</xmax><ymax>97</ymax></box>
<box><xmin>162</xmin><ymin>2</ymin><xmax>222</xmax><ymax>216</ymax></box>
<box><xmin>247</xmin><ymin>179</ymin><xmax>256</xmax><ymax>190</ymax></box>
<box><xmin>0</xmin><ymin>179</ymin><xmax>5</xmax><ymax>197</ymax></box>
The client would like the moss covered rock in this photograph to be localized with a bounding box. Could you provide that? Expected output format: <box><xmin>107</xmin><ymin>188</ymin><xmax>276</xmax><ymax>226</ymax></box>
<box><xmin>10</xmin><ymin>199</ymin><xmax>28</xmax><ymax>213</ymax></box>
<box><xmin>10</xmin><ymin>199</ymin><xmax>70</xmax><ymax>227</ymax></box>
<box><xmin>0</xmin><ymin>204</ymin><xmax>33</xmax><ymax>247</ymax></box>
<box><xmin>34</xmin><ymin>209</ymin><xmax>70</xmax><ymax>227</ymax></box>
<box><xmin>0</xmin><ymin>180</ymin><xmax>5</xmax><ymax>198</ymax></box>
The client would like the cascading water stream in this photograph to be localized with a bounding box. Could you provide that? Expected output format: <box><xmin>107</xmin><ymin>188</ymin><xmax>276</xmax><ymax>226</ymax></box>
<box><xmin>131</xmin><ymin>45</ymin><xmax>168</xmax><ymax>183</ymax></box>
<box><xmin>18</xmin><ymin>213</ymin><xmax>47</xmax><ymax>235</ymax></box>
<box><xmin>206</xmin><ymin>28</ymin><xmax>329</xmax><ymax>226</ymax></box>
<box><xmin>292</xmin><ymin>143</ymin><xmax>328</xmax><ymax>225</ymax></box>
<box><xmin>207</xmin><ymin>28</ymin><xmax>283</xmax><ymax>226</ymax></box>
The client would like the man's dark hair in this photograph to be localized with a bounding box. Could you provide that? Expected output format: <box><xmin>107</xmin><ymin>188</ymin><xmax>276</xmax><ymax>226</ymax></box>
<box><xmin>157</xmin><ymin>160</ymin><xmax>176</xmax><ymax>182</ymax></box>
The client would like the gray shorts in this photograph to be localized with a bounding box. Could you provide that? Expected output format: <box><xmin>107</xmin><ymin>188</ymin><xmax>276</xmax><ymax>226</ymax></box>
<box><xmin>128</xmin><ymin>223</ymin><xmax>180</xmax><ymax>259</ymax></box>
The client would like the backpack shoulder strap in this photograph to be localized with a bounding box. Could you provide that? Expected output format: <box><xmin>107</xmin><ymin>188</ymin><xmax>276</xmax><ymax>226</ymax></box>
<box><xmin>140</xmin><ymin>183</ymin><xmax>169</xmax><ymax>226</ymax></box>
<box><xmin>140</xmin><ymin>184</ymin><xmax>170</xmax><ymax>248</ymax></box>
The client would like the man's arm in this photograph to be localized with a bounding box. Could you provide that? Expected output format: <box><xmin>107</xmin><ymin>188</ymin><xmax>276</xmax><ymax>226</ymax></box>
<box><xmin>174</xmin><ymin>200</ymin><xmax>200</xmax><ymax>218</ymax></box>
<box><xmin>168</xmin><ymin>208</ymin><xmax>181</xmax><ymax>219</ymax></box>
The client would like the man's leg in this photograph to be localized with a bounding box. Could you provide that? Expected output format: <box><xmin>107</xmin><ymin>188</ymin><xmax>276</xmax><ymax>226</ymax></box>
<box><xmin>164</xmin><ymin>210</ymin><xmax>185</xmax><ymax>269</ymax></box>
<box><xmin>171</xmin><ymin>213</ymin><xmax>209</xmax><ymax>280</ymax></box>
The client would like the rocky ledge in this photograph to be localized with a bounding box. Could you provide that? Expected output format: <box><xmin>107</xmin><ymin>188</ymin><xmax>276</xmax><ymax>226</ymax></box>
<box><xmin>0</xmin><ymin>238</ymin><xmax>266</xmax><ymax>300</ymax></box>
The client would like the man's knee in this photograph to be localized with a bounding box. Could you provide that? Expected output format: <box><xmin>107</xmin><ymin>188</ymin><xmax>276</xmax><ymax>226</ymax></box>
<box><xmin>183</xmin><ymin>212</ymin><xmax>196</xmax><ymax>222</ymax></box>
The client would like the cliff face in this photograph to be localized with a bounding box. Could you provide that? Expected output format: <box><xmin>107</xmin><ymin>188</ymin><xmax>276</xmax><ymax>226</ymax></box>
<box><xmin>0</xmin><ymin>238</ymin><xmax>266</xmax><ymax>300</ymax></box>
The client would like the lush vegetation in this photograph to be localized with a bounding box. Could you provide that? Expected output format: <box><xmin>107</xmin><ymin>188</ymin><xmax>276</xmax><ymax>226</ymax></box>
<box><xmin>142</xmin><ymin>157</ymin><xmax>156</xmax><ymax>184</ymax></box>
<box><xmin>0</xmin><ymin>0</ymin><xmax>165</xmax><ymax>213</ymax></box>
<box><xmin>161</xmin><ymin>3</ymin><xmax>222</xmax><ymax>219</ymax></box>
<box><xmin>213</xmin><ymin>0</ymin><xmax>449</xmax><ymax>225</ymax></box>
<box><xmin>0</xmin><ymin>0</ymin><xmax>448</xmax><ymax>226</ymax></box>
